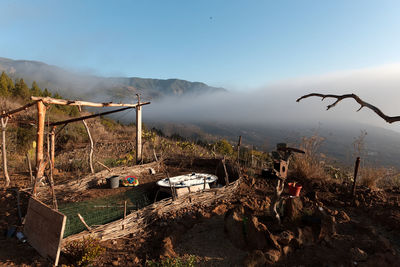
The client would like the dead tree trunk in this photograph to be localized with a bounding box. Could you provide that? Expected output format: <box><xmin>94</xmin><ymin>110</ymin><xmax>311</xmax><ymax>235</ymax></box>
<box><xmin>82</xmin><ymin>120</ymin><xmax>94</xmax><ymax>173</ymax></box>
<box><xmin>1</xmin><ymin>116</ymin><xmax>10</xmax><ymax>187</ymax></box>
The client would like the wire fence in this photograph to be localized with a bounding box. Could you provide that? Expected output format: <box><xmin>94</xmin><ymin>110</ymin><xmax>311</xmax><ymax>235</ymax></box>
<box><xmin>58</xmin><ymin>187</ymin><xmax>150</xmax><ymax>237</ymax></box>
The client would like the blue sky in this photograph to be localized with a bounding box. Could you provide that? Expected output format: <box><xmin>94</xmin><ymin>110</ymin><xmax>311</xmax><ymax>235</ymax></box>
<box><xmin>1</xmin><ymin>0</ymin><xmax>400</xmax><ymax>89</ymax></box>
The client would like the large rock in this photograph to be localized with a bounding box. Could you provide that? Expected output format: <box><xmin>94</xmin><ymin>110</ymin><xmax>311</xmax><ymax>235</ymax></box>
<box><xmin>336</xmin><ymin>210</ymin><xmax>351</xmax><ymax>223</ymax></box>
<box><xmin>245</xmin><ymin>216</ymin><xmax>281</xmax><ymax>251</ymax></box>
<box><xmin>277</xmin><ymin>230</ymin><xmax>295</xmax><ymax>246</ymax></box>
<box><xmin>284</xmin><ymin>197</ymin><xmax>303</xmax><ymax>222</ymax></box>
<box><xmin>294</xmin><ymin>226</ymin><xmax>314</xmax><ymax>247</ymax></box>
<box><xmin>264</xmin><ymin>249</ymin><xmax>281</xmax><ymax>264</ymax></box>
<box><xmin>160</xmin><ymin>237</ymin><xmax>177</xmax><ymax>258</ymax></box>
<box><xmin>247</xmin><ymin>216</ymin><xmax>268</xmax><ymax>250</ymax></box>
<box><xmin>351</xmin><ymin>247</ymin><xmax>368</xmax><ymax>262</ymax></box>
<box><xmin>243</xmin><ymin>250</ymin><xmax>267</xmax><ymax>267</ymax></box>
<box><xmin>318</xmin><ymin>214</ymin><xmax>336</xmax><ymax>241</ymax></box>
<box><xmin>224</xmin><ymin>206</ymin><xmax>247</xmax><ymax>249</ymax></box>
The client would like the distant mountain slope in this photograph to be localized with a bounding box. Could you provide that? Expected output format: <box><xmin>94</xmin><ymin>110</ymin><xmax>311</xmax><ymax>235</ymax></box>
<box><xmin>0</xmin><ymin>57</ymin><xmax>226</xmax><ymax>101</ymax></box>
<box><xmin>146</xmin><ymin>120</ymin><xmax>400</xmax><ymax>168</ymax></box>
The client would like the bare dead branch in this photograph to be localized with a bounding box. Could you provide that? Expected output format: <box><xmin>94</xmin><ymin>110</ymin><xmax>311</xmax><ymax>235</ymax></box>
<box><xmin>296</xmin><ymin>93</ymin><xmax>400</xmax><ymax>124</ymax></box>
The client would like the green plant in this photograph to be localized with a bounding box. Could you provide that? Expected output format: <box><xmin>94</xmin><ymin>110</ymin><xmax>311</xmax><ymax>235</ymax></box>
<box><xmin>64</xmin><ymin>236</ymin><xmax>105</xmax><ymax>266</ymax></box>
<box><xmin>214</xmin><ymin>139</ymin><xmax>234</xmax><ymax>157</ymax></box>
<box><xmin>146</xmin><ymin>255</ymin><xmax>197</xmax><ymax>267</ymax></box>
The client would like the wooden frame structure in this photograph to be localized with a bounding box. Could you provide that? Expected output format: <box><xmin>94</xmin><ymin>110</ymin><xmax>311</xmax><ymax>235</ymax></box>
<box><xmin>0</xmin><ymin>96</ymin><xmax>150</xmax><ymax>182</ymax></box>
<box><xmin>30</xmin><ymin>96</ymin><xmax>150</xmax><ymax>178</ymax></box>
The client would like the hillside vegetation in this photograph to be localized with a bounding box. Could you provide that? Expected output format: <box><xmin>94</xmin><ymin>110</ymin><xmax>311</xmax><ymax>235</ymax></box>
<box><xmin>0</xmin><ymin>57</ymin><xmax>226</xmax><ymax>101</ymax></box>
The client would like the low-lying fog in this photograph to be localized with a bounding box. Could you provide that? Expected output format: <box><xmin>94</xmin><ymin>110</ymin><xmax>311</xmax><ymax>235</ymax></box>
<box><xmin>143</xmin><ymin>64</ymin><xmax>400</xmax><ymax>133</ymax></box>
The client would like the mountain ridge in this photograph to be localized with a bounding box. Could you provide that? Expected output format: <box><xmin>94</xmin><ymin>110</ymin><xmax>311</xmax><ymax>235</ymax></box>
<box><xmin>0</xmin><ymin>57</ymin><xmax>227</xmax><ymax>101</ymax></box>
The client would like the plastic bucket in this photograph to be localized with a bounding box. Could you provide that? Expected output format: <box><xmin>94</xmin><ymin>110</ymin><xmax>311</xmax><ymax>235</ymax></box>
<box><xmin>107</xmin><ymin>175</ymin><xmax>120</xmax><ymax>189</ymax></box>
<box><xmin>288</xmin><ymin>182</ymin><xmax>302</xmax><ymax>197</ymax></box>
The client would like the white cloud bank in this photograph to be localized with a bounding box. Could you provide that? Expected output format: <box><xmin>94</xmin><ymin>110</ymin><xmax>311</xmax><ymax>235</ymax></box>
<box><xmin>144</xmin><ymin>63</ymin><xmax>400</xmax><ymax>132</ymax></box>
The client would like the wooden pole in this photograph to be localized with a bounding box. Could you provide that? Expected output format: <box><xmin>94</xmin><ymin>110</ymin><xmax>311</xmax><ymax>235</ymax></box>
<box><xmin>352</xmin><ymin>157</ymin><xmax>361</xmax><ymax>197</ymax></box>
<box><xmin>96</xmin><ymin>160</ymin><xmax>112</xmax><ymax>172</ymax></box>
<box><xmin>0</xmin><ymin>100</ymin><xmax>38</xmax><ymax>119</ymax></box>
<box><xmin>36</xmin><ymin>101</ymin><xmax>46</xmax><ymax>178</ymax></box>
<box><xmin>77</xmin><ymin>213</ymin><xmax>92</xmax><ymax>232</ymax></box>
<box><xmin>82</xmin><ymin>120</ymin><xmax>94</xmax><ymax>173</ymax></box>
<box><xmin>49</xmin><ymin>106</ymin><xmax>137</xmax><ymax>127</ymax></box>
<box><xmin>50</xmin><ymin>126</ymin><xmax>56</xmax><ymax>168</ymax></box>
<box><xmin>26</xmin><ymin>153</ymin><xmax>34</xmax><ymax>186</ymax></box>
<box><xmin>1</xmin><ymin>116</ymin><xmax>10</xmax><ymax>187</ymax></box>
<box><xmin>136</xmin><ymin>95</ymin><xmax>142</xmax><ymax>164</ymax></box>
<box><xmin>237</xmin><ymin>136</ymin><xmax>242</xmax><ymax>178</ymax></box>
<box><xmin>77</xmin><ymin>105</ymin><xmax>94</xmax><ymax>173</ymax></box>
<box><xmin>122</xmin><ymin>200</ymin><xmax>127</xmax><ymax>230</ymax></box>
<box><xmin>222</xmin><ymin>157</ymin><xmax>230</xmax><ymax>186</ymax></box>
<box><xmin>46</xmin><ymin>134</ymin><xmax>58</xmax><ymax>210</ymax></box>
<box><xmin>237</xmin><ymin>136</ymin><xmax>242</xmax><ymax>164</ymax></box>
<box><xmin>31</xmin><ymin>96</ymin><xmax>150</xmax><ymax>108</ymax></box>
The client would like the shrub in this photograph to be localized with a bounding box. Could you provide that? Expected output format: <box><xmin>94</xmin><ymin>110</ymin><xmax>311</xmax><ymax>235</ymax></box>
<box><xmin>214</xmin><ymin>139</ymin><xmax>234</xmax><ymax>157</ymax></box>
<box><xmin>358</xmin><ymin>166</ymin><xmax>386</xmax><ymax>189</ymax></box>
<box><xmin>290</xmin><ymin>135</ymin><xmax>329</xmax><ymax>180</ymax></box>
<box><xmin>146</xmin><ymin>255</ymin><xmax>197</xmax><ymax>267</ymax></box>
<box><xmin>100</xmin><ymin>116</ymin><xmax>119</xmax><ymax>131</ymax></box>
<box><xmin>64</xmin><ymin>237</ymin><xmax>105</xmax><ymax>266</ymax></box>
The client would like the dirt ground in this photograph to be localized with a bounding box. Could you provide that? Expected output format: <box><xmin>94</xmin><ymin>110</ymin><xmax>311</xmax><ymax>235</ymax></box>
<box><xmin>2</xmin><ymin>161</ymin><xmax>400</xmax><ymax>266</ymax></box>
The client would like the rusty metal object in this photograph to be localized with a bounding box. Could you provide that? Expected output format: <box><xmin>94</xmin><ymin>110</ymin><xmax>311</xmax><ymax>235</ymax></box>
<box><xmin>264</xmin><ymin>143</ymin><xmax>305</xmax><ymax>180</ymax></box>
<box><xmin>264</xmin><ymin>143</ymin><xmax>304</xmax><ymax>224</ymax></box>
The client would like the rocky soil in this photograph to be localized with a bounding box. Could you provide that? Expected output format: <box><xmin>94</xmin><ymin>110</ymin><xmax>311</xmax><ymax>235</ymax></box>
<box><xmin>1</xmin><ymin>163</ymin><xmax>400</xmax><ymax>266</ymax></box>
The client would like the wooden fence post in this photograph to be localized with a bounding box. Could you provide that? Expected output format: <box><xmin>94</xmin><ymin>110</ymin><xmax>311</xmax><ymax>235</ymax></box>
<box><xmin>136</xmin><ymin>95</ymin><xmax>142</xmax><ymax>164</ymax></box>
<box><xmin>1</xmin><ymin>115</ymin><xmax>10</xmax><ymax>187</ymax></box>
<box><xmin>36</xmin><ymin>101</ymin><xmax>46</xmax><ymax>178</ymax></box>
<box><xmin>352</xmin><ymin>157</ymin><xmax>361</xmax><ymax>198</ymax></box>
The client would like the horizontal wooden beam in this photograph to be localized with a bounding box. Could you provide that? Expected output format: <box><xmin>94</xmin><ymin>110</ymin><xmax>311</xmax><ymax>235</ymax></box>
<box><xmin>49</xmin><ymin>106</ymin><xmax>134</xmax><ymax>126</ymax></box>
<box><xmin>1</xmin><ymin>100</ymin><xmax>39</xmax><ymax>118</ymax></box>
<box><xmin>31</xmin><ymin>96</ymin><xmax>150</xmax><ymax>108</ymax></box>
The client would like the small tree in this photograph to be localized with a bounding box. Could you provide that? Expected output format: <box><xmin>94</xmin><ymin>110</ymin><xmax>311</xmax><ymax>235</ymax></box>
<box><xmin>215</xmin><ymin>139</ymin><xmax>234</xmax><ymax>157</ymax></box>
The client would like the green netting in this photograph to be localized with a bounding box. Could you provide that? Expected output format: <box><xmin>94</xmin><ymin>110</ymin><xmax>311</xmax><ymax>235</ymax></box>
<box><xmin>58</xmin><ymin>188</ymin><xmax>150</xmax><ymax>237</ymax></box>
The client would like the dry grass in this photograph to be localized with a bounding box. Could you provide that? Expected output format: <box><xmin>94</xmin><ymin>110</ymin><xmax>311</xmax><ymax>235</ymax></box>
<box><xmin>290</xmin><ymin>135</ymin><xmax>330</xmax><ymax>180</ymax></box>
<box><xmin>358</xmin><ymin>166</ymin><xmax>386</xmax><ymax>189</ymax></box>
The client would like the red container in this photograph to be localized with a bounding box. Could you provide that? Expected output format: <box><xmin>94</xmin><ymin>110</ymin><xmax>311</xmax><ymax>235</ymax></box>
<box><xmin>288</xmin><ymin>182</ymin><xmax>302</xmax><ymax>197</ymax></box>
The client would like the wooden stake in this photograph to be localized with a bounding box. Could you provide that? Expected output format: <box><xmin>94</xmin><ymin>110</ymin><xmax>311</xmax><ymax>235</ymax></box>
<box><xmin>237</xmin><ymin>136</ymin><xmax>242</xmax><ymax>164</ymax></box>
<box><xmin>136</xmin><ymin>94</ymin><xmax>142</xmax><ymax>164</ymax></box>
<box><xmin>352</xmin><ymin>157</ymin><xmax>361</xmax><ymax>197</ymax></box>
<box><xmin>222</xmin><ymin>157</ymin><xmax>229</xmax><ymax>186</ymax></box>
<box><xmin>46</xmin><ymin>134</ymin><xmax>58</xmax><ymax>210</ymax></box>
<box><xmin>1</xmin><ymin>115</ymin><xmax>10</xmax><ymax>187</ymax></box>
<box><xmin>237</xmin><ymin>136</ymin><xmax>242</xmax><ymax>177</ymax></box>
<box><xmin>82</xmin><ymin>120</ymin><xmax>94</xmax><ymax>173</ymax></box>
<box><xmin>77</xmin><ymin>213</ymin><xmax>92</xmax><ymax>232</ymax></box>
<box><xmin>122</xmin><ymin>200</ymin><xmax>127</xmax><ymax>230</ymax></box>
<box><xmin>36</xmin><ymin>101</ymin><xmax>46</xmax><ymax>178</ymax></box>
<box><xmin>153</xmin><ymin>148</ymin><xmax>158</xmax><ymax>162</ymax></box>
<box><xmin>166</xmin><ymin>171</ymin><xmax>176</xmax><ymax>200</ymax></box>
<box><xmin>50</xmin><ymin>126</ymin><xmax>56</xmax><ymax>168</ymax></box>
<box><xmin>96</xmin><ymin>160</ymin><xmax>112</xmax><ymax>172</ymax></box>
<box><xmin>26</xmin><ymin>153</ymin><xmax>34</xmax><ymax>186</ymax></box>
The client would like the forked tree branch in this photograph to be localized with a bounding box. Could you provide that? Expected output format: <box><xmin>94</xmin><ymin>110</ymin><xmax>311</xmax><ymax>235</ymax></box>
<box><xmin>296</xmin><ymin>93</ymin><xmax>400</xmax><ymax>124</ymax></box>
